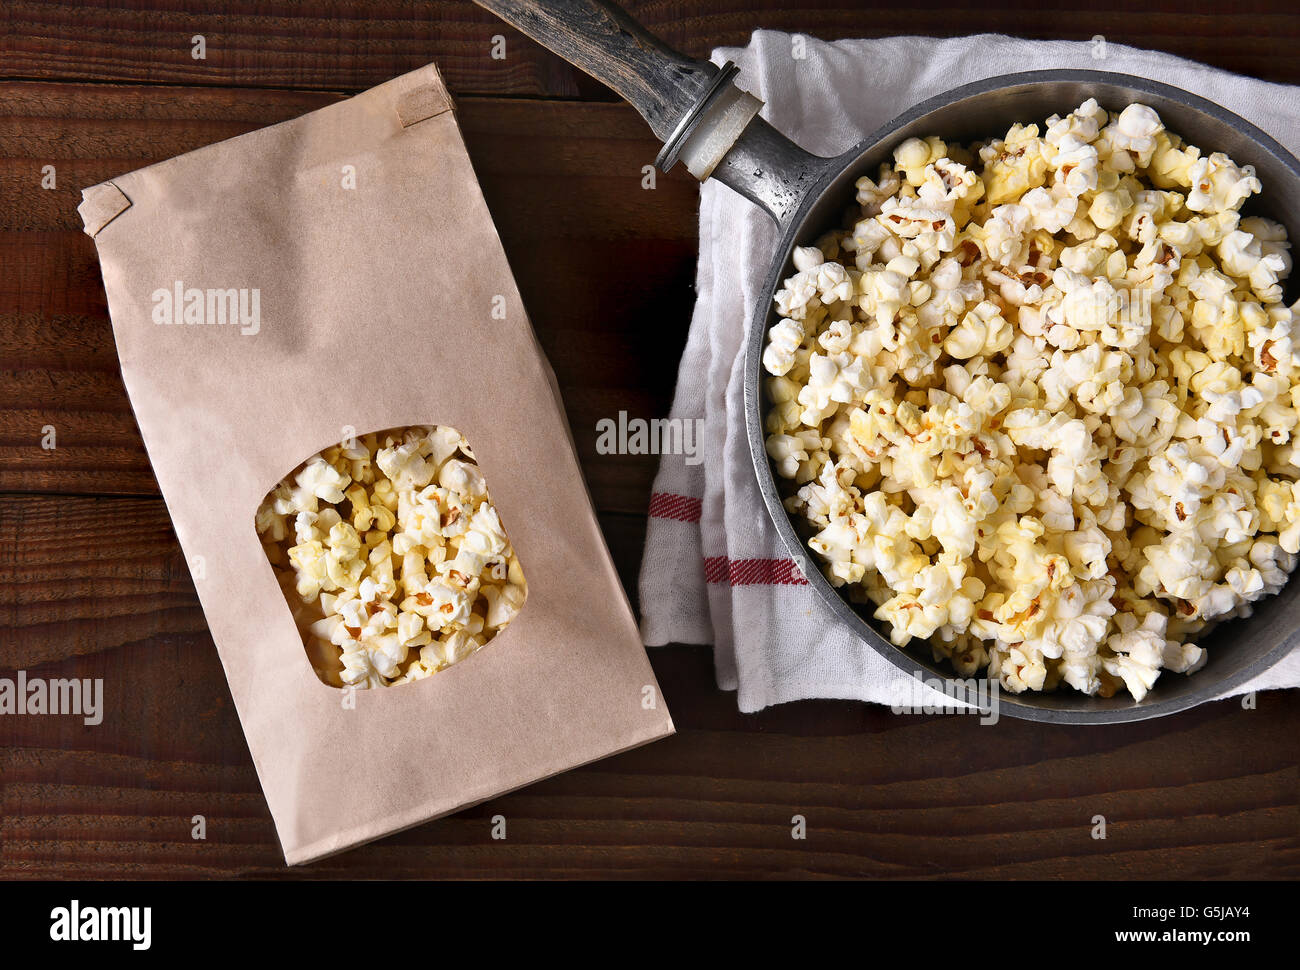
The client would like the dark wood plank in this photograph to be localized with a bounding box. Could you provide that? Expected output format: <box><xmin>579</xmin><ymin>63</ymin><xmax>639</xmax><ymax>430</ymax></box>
<box><xmin>0</xmin><ymin>494</ymin><xmax>652</xmax><ymax>670</ymax></box>
<box><xmin>0</xmin><ymin>0</ymin><xmax>584</xmax><ymax>97</ymax></box>
<box><xmin>1</xmin><ymin>496</ymin><xmax>1296</xmax><ymax>878</ymax></box>
<box><xmin>0</xmin><ymin>83</ymin><xmax>698</xmax><ymax>510</ymax></box>
<box><xmin>4</xmin><ymin>1</ymin><xmax>1300</xmax><ymax>94</ymax></box>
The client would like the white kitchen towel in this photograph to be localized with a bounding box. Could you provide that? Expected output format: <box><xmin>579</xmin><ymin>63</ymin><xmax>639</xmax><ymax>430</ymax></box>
<box><xmin>638</xmin><ymin>29</ymin><xmax>1300</xmax><ymax>713</ymax></box>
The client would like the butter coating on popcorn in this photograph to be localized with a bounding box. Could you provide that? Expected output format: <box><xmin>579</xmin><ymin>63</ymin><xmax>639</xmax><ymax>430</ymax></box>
<box><xmin>764</xmin><ymin>101</ymin><xmax>1298</xmax><ymax>701</ymax></box>
<box><xmin>257</xmin><ymin>425</ymin><xmax>527</xmax><ymax>688</ymax></box>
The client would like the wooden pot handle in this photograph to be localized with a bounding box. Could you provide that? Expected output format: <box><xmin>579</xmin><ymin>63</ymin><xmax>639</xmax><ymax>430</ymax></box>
<box><xmin>473</xmin><ymin>0</ymin><xmax>718</xmax><ymax>140</ymax></box>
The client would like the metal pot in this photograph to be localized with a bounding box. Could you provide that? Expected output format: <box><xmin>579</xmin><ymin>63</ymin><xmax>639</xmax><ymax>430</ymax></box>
<box><xmin>476</xmin><ymin>0</ymin><xmax>1300</xmax><ymax>721</ymax></box>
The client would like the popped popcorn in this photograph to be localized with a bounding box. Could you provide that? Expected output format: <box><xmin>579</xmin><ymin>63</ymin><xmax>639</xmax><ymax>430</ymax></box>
<box><xmin>763</xmin><ymin>101</ymin><xmax>1299</xmax><ymax>701</ymax></box>
<box><xmin>257</xmin><ymin>425</ymin><xmax>527</xmax><ymax>688</ymax></box>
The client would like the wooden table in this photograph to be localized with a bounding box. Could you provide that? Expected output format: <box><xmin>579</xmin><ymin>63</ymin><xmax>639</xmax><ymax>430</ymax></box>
<box><xmin>2</xmin><ymin>1</ymin><xmax>1297</xmax><ymax>880</ymax></box>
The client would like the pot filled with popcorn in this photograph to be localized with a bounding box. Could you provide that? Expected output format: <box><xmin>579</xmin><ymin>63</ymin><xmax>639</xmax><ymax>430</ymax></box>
<box><xmin>477</xmin><ymin>0</ymin><xmax>1300</xmax><ymax>721</ymax></box>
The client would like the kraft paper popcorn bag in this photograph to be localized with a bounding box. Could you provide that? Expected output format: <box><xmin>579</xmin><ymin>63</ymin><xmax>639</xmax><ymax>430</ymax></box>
<box><xmin>78</xmin><ymin>63</ymin><xmax>673</xmax><ymax>864</ymax></box>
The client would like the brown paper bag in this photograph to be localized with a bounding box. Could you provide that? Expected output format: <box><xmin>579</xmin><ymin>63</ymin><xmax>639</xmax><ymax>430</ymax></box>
<box><xmin>78</xmin><ymin>63</ymin><xmax>674</xmax><ymax>865</ymax></box>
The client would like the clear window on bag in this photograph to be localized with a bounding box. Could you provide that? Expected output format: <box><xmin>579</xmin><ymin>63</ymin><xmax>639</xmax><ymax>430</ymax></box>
<box><xmin>255</xmin><ymin>425</ymin><xmax>527</xmax><ymax>689</ymax></box>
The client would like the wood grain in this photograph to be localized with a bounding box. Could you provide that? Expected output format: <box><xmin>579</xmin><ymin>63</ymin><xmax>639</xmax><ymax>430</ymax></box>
<box><xmin>4</xmin><ymin>1</ymin><xmax>1300</xmax><ymax>95</ymax></box>
<box><xmin>2</xmin><ymin>521</ymin><xmax>1297</xmax><ymax>878</ymax></box>
<box><xmin>2</xmin><ymin>5</ymin><xmax>1299</xmax><ymax>879</ymax></box>
<box><xmin>1</xmin><ymin>491</ymin><xmax>1296</xmax><ymax>878</ymax></box>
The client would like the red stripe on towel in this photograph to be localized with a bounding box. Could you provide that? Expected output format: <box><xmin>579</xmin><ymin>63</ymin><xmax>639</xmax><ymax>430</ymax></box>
<box><xmin>648</xmin><ymin>492</ymin><xmax>703</xmax><ymax>522</ymax></box>
<box><xmin>648</xmin><ymin>494</ymin><xmax>808</xmax><ymax>586</ymax></box>
<box><xmin>704</xmin><ymin>557</ymin><xmax>808</xmax><ymax>586</ymax></box>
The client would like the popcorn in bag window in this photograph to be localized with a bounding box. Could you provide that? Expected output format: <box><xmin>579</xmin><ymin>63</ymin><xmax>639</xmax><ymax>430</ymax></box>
<box><xmin>257</xmin><ymin>425</ymin><xmax>527</xmax><ymax>689</ymax></box>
